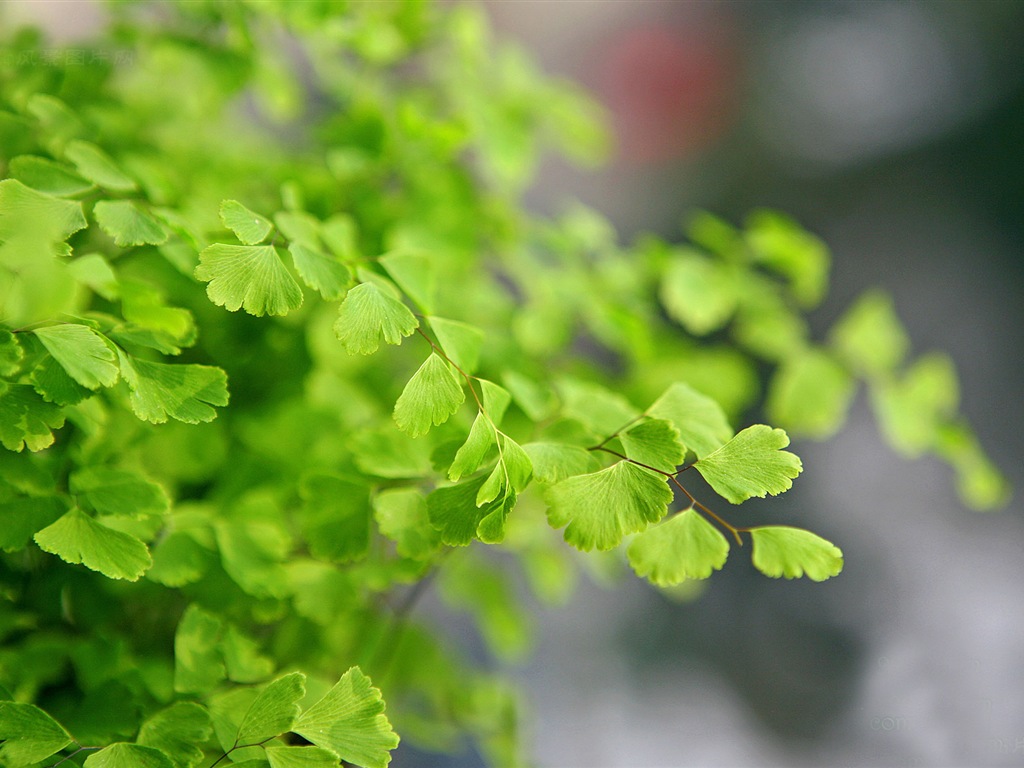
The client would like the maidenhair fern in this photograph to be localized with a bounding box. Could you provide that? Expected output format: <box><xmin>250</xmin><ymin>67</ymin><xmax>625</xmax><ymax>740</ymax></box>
<box><xmin>0</xmin><ymin>2</ymin><xmax>1008</xmax><ymax>767</ymax></box>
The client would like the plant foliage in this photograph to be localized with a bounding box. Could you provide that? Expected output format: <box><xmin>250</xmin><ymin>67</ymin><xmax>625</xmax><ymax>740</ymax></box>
<box><xmin>0</xmin><ymin>1</ymin><xmax>1009</xmax><ymax>766</ymax></box>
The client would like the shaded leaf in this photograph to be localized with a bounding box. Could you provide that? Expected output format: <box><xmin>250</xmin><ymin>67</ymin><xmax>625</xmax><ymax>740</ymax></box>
<box><xmin>70</xmin><ymin>466</ymin><xmax>169</xmax><ymax>518</ymax></box>
<box><xmin>0</xmin><ymin>382</ymin><xmax>65</xmax><ymax>452</ymax></box>
<box><xmin>65</xmin><ymin>140</ymin><xmax>137</xmax><ymax>192</ymax></box>
<box><xmin>94</xmin><ymin>200</ymin><xmax>168</xmax><ymax>246</ymax></box>
<box><xmin>0</xmin><ymin>495</ymin><xmax>67</xmax><ymax>552</ymax></box>
<box><xmin>137</xmin><ymin>702</ymin><xmax>214</xmax><ymax>768</ymax></box>
<box><xmin>34</xmin><ymin>324</ymin><xmax>118</xmax><ymax>389</ymax></box>
<box><xmin>829</xmin><ymin>290</ymin><xmax>908</xmax><ymax>378</ymax></box>
<box><xmin>766</xmin><ymin>348</ymin><xmax>855</xmax><ymax>439</ymax></box>
<box><xmin>379</xmin><ymin>251</ymin><xmax>435</xmax><ymax>313</ymax></box>
<box><xmin>646</xmin><ymin>382</ymin><xmax>733</xmax><ymax>459</ymax></box>
<box><xmin>373</xmin><ymin>488</ymin><xmax>440</xmax><ymax>559</ymax></box>
<box><xmin>429</xmin><ymin>317</ymin><xmax>484</xmax><ymax>374</ymax></box>
<box><xmin>174</xmin><ymin>604</ymin><xmax>225</xmax><ymax>695</ymax></box>
<box><xmin>660</xmin><ymin>250</ymin><xmax>737</xmax><ymax>334</ymax></box>
<box><xmin>522</xmin><ymin>442</ymin><xmax>599</xmax><ymax>485</ymax></box>
<box><xmin>290</xmin><ymin>243</ymin><xmax>351</xmax><ymax>300</ymax></box>
<box><xmin>619</xmin><ymin>418</ymin><xmax>686</xmax><ymax>473</ymax></box>
<box><xmin>8</xmin><ymin>154</ymin><xmax>92</xmax><ymax>196</ymax></box>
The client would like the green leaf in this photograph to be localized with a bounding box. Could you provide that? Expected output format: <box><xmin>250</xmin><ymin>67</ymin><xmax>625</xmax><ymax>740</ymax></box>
<box><xmin>84</xmin><ymin>742</ymin><xmax>174</xmax><ymax>768</ymax></box>
<box><xmin>426</xmin><ymin>476</ymin><xmax>503</xmax><ymax>547</ymax></box>
<box><xmin>68</xmin><ymin>253</ymin><xmax>120</xmax><ymax>300</ymax></box>
<box><xmin>94</xmin><ymin>200</ymin><xmax>169</xmax><ymax>246</ymax></box>
<box><xmin>429</xmin><ymin>317</ymin><xmax>484</xmax><ymax>374</ymax></box>
<box><xmin>765</xmin><ymin>349</ymin><xmax>855</xmax><ymax>439</ymax></box>
<box><xmin>475</xmin><ymin>486</ymin><xmax>518</xmax><ymax>545</ymax></box>
<box><xmin>660</xmin><ymin>250</ymin><xmax>737</xmax><ymax>334</ymax></box>
<box><xmin>872</xmin><ymin>353</ymin><xmax>959</xmax><ymax>457</ymax></box>
<box><xmin>0</xmin><ymin>330</ymin><xmax>23</xmax><ymax>376</ymax></box>
<box><xmin>222</xmin><ymin>625</ymin><xmax>275</xmax><ymax>684</ymax></box>
<box><xmin>522</xmin><ymin>442</ymin><xmax>599</xmax><ymax>484</ymax></box>
<box><xmin>70</xmin><ymin>467</ymin><xmax>169</xmax><ymax>518</ymax></box>
<box><xmin>0</xmin><ymin>495</ymin><xmax>67</xmax><ymax>552</ymax></box>
<box><xmin>749</xmin><ymin>526</ymin><xmax>843</xmax><ymax>581</ymax></box>
<box><xmin>0</xmin><ymin>382</ymin><xmax>65</xmax><ymax>452</ymax></box>
<box><xmin>334</xmin><ymin>282</ymin><xmax>418</xmax><ymax>355</ymax></box>
<box><xmin>373</xmin><ymin>488</ymin><xmax>440</xmax><ymax>559</ymax></box>
<box><xmin>120</xmin><ymin>280</ymin><xmax>196</xmax><ymax>345</ymax></box>
<box><xmin>393</xmin><ymin>353</ymin><xmax>465</xmax><ymax>437</ymax></box>
<box><xmin>31</xmin><ymin>355</ymin><xmax>92</xmax><ymax>405</ymax></box>
<box><xmin>0</xmin><ymin>178</ymin><xmax>87</xmax><ymax>243</ymax></box>
<box><xmin>379</xmin><ymin>251</ymin><xmax>435</xmax><ymax>313</ymax></box>
<box><xmin>352</xmin><ymin>427</ymin><xmax>432</xmax><ymax>479</ymax></box>
<box><xmin>502</xmin><ymin>370</ymin><xmax>556</xmax><ymax>421</ymax></box>
<box><xmin>119</xmin><ymin>354</ymin><xmax>229</xmax><ymax>424</ymax></box>
<box><xmin>290</xmin><ymin>243</ymin><xmax>351</xmax><ymax>300</ymax></box>
<box><xmin>293</xmin><ymin>667</ymin><xmax>399</xmax><ymax>768</ymax></box>
<box><xmin>448</xmin><ymin>413</ymin><xmax>495</xmax><ymax>481</ymax></box>
<box><xmin>137</xmin><ymin>702</ymin><xmax>214</xmax><ymax>768</ymax></box>
<box><xmin>480</xmin><ymin>379</ymin><xmax>512</xmax><ymax>425</ymax></box>
<box><xmin>935</xmin><ymin>422</ymin><xmax>1011</xmax><ymax>510</ymax></box>
<box><xmin>237</xmin><ymin>672</ymin><xmax>306</xmax><ymax>745</ymax></box>
<box><xmin>299</xmin><ymin>474</ymin><xmax>370</xmax><ymax>563</ymax></box>
<box><xmin>196</xmin><ymin>244</ymin><xmax>303</xmax><ymax>316</ymax></box>
<box><xmin>215</xmin><ymin>520</ymin><xmax>289</xmax><ymax>598</ymax></box>
<box><xmin>646</xmin><ymin>382</ymin><xmax>733</xmax><ymax>459</ymax></box>
<box><xmin>8</xmin><ymin>154</ymin><xmax>93</xmax><ymax>196</ymax></box>
<box><xmin>220</xmin><ymin>199</ymin><xmax>273</xmax><ymax>245</ymax></box>
<box><xmin>65</xmin><ymin>140</ymin><xmax>137</xmax><ymax>192</ymax></box>
<box><xmin>0</xmin><ymin>701</ymin><xmax>73</xmax><ymax>765</ymax></box>
<box><xmin>147</xmin><ymin>530</ymin><xmax>212</xmax><ymax>587</ymax></box>
<box><xmin>274</xmin><ymin>210</ymin><xmax>321</xmax><ymax>248</ymax></box>
<box><xmin>34</xmin><ymin>508</ymin><xmax>152</xmax><ymax>580</ymax></box>
<box><xmin>627</xmin><ymin>508</ymin><xmax>730</xmax><ymax>586</ymax></box>
<box><xmin>544</xmin><ymin>461</ymin><xmax>672</xmax><ymax>551</ymax></box>
<box><xmin>619</xmin><ymin>418</ymin><xmax>686</xmax><ymax>473</ymax></box>
<box><xmin>498</xmin><ymin>435</ymin><xmax>533</xmax><ymax>492</ymax></box>
<box><xmin>557</xmin><ymin>379</ymin><xmax>639</xmax><ymax>436</ymax></box>
<box><xmin>695</xmin><ymin>425</ymin><xmax>802</xmax><ymax>504</ymax></box>
<box><xmin>174</xmin><ymin>604</ymin><xmax>225</xmax><ymax>695</ymax></box>
<box><xmin>266</xmin><ymin>746</ymin><xmax>341</xmax><ymax>768</ymax></box>
<box><xmin>829</xmin><ymin>290</ymin><xmax>908</xmax><ymax>378</ymax></box>
<box><xmin>745</xmin><ymin>210</ymin><xmax>830</xmax><ymax>308</ymax></box>
<box><xmin>34</xmin><ymin>324</ymin><xmax>119</xmax><ymax>389</ymax></box>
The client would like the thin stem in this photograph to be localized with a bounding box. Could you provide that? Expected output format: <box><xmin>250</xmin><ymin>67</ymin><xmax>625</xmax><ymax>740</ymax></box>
<box><xmin>371</xmin><ymin>554</ymin><xmax>447</xmax><ymax>683</ymax></box>
<box><xmin>49</xmin><ymin>746</ymin><xmax>99</xmax><ymax>768</ymax></box>
<box><xmin>671</xmin><ymin>477</ymin><xmax>743</xmax><ymax>546</ymax></box>
<box><xmin>589</xmin><ymin>446</ymin><xmax>674</xmax><ymax>479</ymax></box>
<box><xmin>590</xmin><ymin>412</ymin><xmax>647</xmax><ymax>450</ymax></box>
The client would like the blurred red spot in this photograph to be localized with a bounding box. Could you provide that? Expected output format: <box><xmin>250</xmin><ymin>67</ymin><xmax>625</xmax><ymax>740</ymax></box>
<box><xmin>597</xmin><ymin>22</ymin><xmax>736</xmax><ymax>165</ymax></box>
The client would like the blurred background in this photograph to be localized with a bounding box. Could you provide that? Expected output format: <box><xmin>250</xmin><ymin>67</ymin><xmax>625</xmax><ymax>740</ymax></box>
<box><xmin>479</xmin><ymin>2</ymin><xmax>1024</xmax><ymax>767</ymax></box>
<box><xmin>7</xmin><ymin>1</ymin><xmax>1023</xmax><ymax>766</ymax></box>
